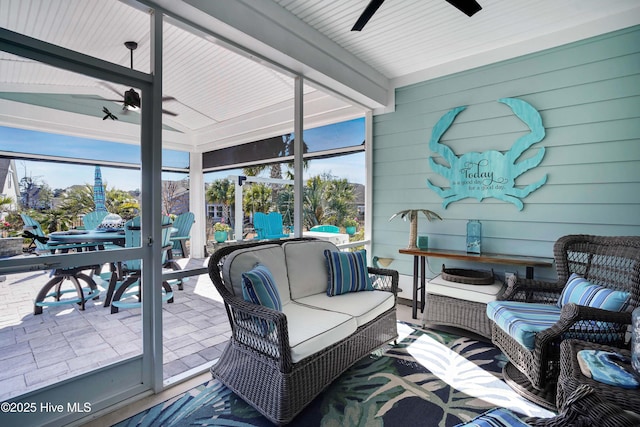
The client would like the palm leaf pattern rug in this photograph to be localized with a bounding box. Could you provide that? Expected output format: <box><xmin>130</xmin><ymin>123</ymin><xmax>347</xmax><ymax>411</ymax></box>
<box><xmin>116</xmin><ymin>323</ymin><xmax>554</xmax><ymax>426</ymax></box>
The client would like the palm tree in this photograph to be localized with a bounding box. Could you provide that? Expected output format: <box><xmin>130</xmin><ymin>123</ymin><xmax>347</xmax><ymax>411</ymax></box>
<box><xmin>243</xmin><ymin>183</ymin><xmax>272</xmax><ymax>214</ymax></box>
<box><xmin>303</xmin><ymin>176</ymin><xmax>325</xmax><ymax>228</ymax></box>
<box><xmin>105</xmin><ymin>188</ymin><xmax>139</xmax><ymax>220</ymax></box>
<box><xmin>0</xmin><ymin>195</ymin><xmax>13</xmax><ymax>211</ymax></box>
<box><xmin>325</xmin><ymin>178</ymin><xmax>356</xmax><ymax>226</ymax></box>
<box><xmin>389</xmin><ymin>209</ymin><xmax>442</xmax><ymax>249</ymax></box>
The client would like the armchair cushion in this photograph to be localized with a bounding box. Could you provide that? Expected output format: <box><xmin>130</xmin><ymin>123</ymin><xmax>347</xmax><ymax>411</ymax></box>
<box><xmin>324</xmin><ymin>249</ymin><xmax>373</xmax><ymax>296</ymax></box>
<box><xmin>487</xmin><ymin>301</ymin><xmax>562</xmax><ymax>350</ymax></box>
<box><xmin>242</xmin><ymin>264</ymin><xmax>282</xmax><ymax>311</ymax></box>
<box><xmin>557</xmin><ymin>273</ymin><xmax>630</xmax><ymax>311</ymax></box>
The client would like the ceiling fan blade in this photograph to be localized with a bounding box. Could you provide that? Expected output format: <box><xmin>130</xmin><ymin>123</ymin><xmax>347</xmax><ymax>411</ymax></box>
<box><xmin>98</xmin><ymin>81</ymin><xmax>124</xmax><ymax>98</ymax></box>
<box><xmin>162</xmin><ymin>109</ymin><xmax>178</xmax><ymax>117</ymax></box>
<box><xmin>73</xmin><ymin>95</ymin><xmax>123</xmax><ymax>102</ymax></box>
<box><xmin>445</xmin><ymin>0</ymin><xmax>482</xmax><ymax>17</ymax></box>
<box><xmin>351</xmin><ymin>0</ymin><xmax>385</xmax><ymax>31</ymax></box>
<box><xmin>162</xmin><ymin>96</ymin><xmax>176</xmax><ymax>102</ymax></box>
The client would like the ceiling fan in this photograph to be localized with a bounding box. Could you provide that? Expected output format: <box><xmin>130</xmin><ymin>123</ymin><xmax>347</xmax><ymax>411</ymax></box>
<box><xmin>351</xmin><ymin>0</ymin><xmax>482</xmax><ymax>31</ymax></box>
<box><xmin>94</xmin><ymin>41</ymin><xmax>178</xmax><ymax>117</ymax></box>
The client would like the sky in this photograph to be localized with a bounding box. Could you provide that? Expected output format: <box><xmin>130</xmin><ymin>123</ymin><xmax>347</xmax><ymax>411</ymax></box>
<box><xmin>1</xmin><ymin>118</ymin><xmax>365</xmax><ymax>191</ymax></box>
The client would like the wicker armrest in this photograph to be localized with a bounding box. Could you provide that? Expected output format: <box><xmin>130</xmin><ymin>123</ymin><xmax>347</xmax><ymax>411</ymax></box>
<box><xmin>225</xmin><ymin>293</ymin><xmax>294</xmax><ymax>370</ymax></box>
<box><xmin>526</xmin><ymin>384</ymin><xmax>640</xmax><ymax>427</ymax></box>
<box><xmin>535</xmin><ymin>303</ymin><xmax>632</xmax><ymax>347</ymax></box>
<box><xmin>368</xmin><ymin>266</ymin><xmax>399</xmax><ymax>296</ymax></box>
<box><xmin>499</xmin><ymin>277</ymin><xmax>564</xmax><ymax>303</ymax></box>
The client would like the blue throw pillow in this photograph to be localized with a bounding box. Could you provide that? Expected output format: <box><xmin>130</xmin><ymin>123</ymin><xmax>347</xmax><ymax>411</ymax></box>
<box><xmin>241</xmin><ymin>264</ymin><xmax>282</xmax><ymax>311</ymax></box>
<box><xmin>557</xmin><ymin>273</ymin><xmax>629</xmax><ymax>311</ymax></box>
<box><xmin>324</xmin><ymin>249</ymin><xmax>373</xmax><ymax>296</ymax></box>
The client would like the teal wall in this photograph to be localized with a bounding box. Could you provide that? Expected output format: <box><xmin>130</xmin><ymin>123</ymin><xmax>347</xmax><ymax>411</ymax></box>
<box><xmin>372</xmin><ymin>26</ymin><xmax>640</xmax><ymax>281</ymax></box>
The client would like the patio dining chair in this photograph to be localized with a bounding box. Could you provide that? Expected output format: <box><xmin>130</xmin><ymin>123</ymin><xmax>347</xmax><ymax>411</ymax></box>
<box><xmin>21</xmin><ymin>213</ymin><xmax>106</xmax><ymax>314</ymax></box>
<box><xmin>170</xmin><ymin>212</ymin><xmax>194</xmax><ymax>258</ymax></box>
<box><xmin>487</xmin><ymin>235</ymin><xmax>640</xmax><ymax>409</ymax></box>
<box><xmin>20</xmin><ymin>213</ymin><xmax>96</xmax><ymax>254</ymax></box>
<box><xmin>106</xmin><ymin>215</ymin><xmax>177</xmax><ymax>313</ymax></box>
<box><xmin>82</xmin><ymin>211</ymin><xmax>108</xmax><ymax>230</ymax></box>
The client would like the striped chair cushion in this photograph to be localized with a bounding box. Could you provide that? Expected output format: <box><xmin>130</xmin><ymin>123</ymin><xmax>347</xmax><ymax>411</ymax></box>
<box><xmin>324</xmin><ymin>249</ymin><xmax>373</xmax><ymax>296</ymax></box>
<box><xmin>242</xmin><ymin>264</ymin><xmax>282</xmax><ymax>311</ymax></box>
<box><xmin>487</xmin><ymin>301</ymin><xmax>562</xmax><ymax>350</ymax></box>
<box><xmin>454</xmin><ymin>408</ymin><xmax>529</xmax><ymax>427</ymax></box>
<box><xmin>557</xmin><ymin>273</ymin><xmax>629</xmax><ymax>311</ymax></box>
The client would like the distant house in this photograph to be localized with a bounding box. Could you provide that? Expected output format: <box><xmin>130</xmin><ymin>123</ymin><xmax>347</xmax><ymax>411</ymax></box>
<box><xmin>0</xmin><ymin>158</ymin><xmax>20</xmax><ymax>212</ymax></box>
<box><xmin>352</xmin><ymin>183</ymin><xmax>365</xmax><ymax>220</ymax></box>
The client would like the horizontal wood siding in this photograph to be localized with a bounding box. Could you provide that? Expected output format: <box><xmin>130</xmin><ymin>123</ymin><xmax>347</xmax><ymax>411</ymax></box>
<box><xmin>372</xmin><ymin>26</ymin><xmax>640</xmax><ymax>281</ymax></box>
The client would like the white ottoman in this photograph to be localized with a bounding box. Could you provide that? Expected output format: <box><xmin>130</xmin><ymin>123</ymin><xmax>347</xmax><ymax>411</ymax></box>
<box><xmin>422</xmin><ymin>274</ymin><xmax>505</xmax><ymax>338</ymax></box>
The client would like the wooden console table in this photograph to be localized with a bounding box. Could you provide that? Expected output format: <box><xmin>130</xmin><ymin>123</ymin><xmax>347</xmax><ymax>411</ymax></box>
<box><xmin>398</xmin><ymin>248</ymin><xmax>554</xmax><ymax>318</ymax></box>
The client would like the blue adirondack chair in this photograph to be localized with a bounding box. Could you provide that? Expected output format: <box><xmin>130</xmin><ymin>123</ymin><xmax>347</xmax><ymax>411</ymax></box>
<box><xmin>170</xmin><ymin>212</ymin><xmax>195</xmax><ymax>258</ymax></box>
<box><xmin>82</xmin><ymin>211</ymin><xmax>108</xmax><ymax>230</ymax></box>
<box><xmin>107</xmin><ymin>216</ymin><xmax>176</xmax><ymax>313</ymax></box>
<box><xmin>267</xmin><ymin>212</ymin><xmax>289</xmax><ymax>239</ymax></box>
<box><xmin>253</xmin><ymin>212</ymin><xmax>288</xmax><ymax>240</ymax></box>
<box><xmin>20</xmin><ymin>213</ymin><xmax>95</xmax><ymax>254</ymax></box>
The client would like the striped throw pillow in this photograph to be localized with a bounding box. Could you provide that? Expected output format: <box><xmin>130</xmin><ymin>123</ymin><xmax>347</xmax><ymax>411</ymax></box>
<box><xmin>557</xmin><ymin>273</ymin><xmax>629</xmax><ymax>311</ymax></box>
<box><xmin>324</xmin><ymin>249</ymin><xmax>373</xmax><ymax>296</ymax></box>
<box><xmin>242</xmin><ymin>264</ymin><xmax>282</xmax><ymax>311</ymax></box>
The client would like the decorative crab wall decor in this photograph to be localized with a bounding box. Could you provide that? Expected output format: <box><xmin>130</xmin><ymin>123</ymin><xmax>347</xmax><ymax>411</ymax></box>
<box><xmin>426</xmin><ymin>98</ymin><xmax>547</xmax><ymax>211</ymax></box>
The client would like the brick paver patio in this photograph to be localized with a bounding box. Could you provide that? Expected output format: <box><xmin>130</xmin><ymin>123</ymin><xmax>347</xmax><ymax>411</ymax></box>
<box><xmin>0</xmin><ymin>257</ymin><xmax>230</xmax><ymax>402</ymax></box>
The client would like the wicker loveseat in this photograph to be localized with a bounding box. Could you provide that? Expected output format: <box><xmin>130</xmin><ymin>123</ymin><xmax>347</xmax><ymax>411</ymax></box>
<box><xmin>207</xmin><ymin>238</ymin><xmax>399</xmax><ymax>425</ymax></box>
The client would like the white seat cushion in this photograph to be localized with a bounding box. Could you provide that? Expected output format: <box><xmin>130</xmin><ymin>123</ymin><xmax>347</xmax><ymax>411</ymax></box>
<box><xmin>294</xmin><ymin>290</ymin><xmax>395</xmax><ymax>327</ymax></box>
<box><xmin>427</xmin><ymin>274</ymin><xmax>505</xmax><ymax>304</ymax></box>
<box><xmin>283</xmin><ymin>302</ymin><xmax>357</xmax><ymax>363</ymax></box>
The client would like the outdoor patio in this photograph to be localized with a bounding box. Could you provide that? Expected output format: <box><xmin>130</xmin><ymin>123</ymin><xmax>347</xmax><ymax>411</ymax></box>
<box><xmin>0</xmin><ymin>255</ymin><xmax>230</xmax><ymax>402</ymax></box>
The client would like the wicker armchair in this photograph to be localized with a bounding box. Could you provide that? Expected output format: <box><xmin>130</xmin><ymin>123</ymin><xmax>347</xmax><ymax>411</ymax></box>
<box><xmin>207</xmin><ymin>238</ymin><xmax>399</xmax><ymax>425</ymax></box>
<box><xmin>489</xmin><ymin>235</ymin><xmax>640</xmax><ymax>409</ymax></box>
<box><xmin>526</xmin><ymin>384</ymin><xmax>640</xmax><ymax>427</ymax></box>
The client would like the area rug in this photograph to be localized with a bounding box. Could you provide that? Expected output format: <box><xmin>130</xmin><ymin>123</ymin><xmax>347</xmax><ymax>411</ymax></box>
<box><xmin>115</xmin><ymin>322</ymin><xmax>554</xmax><ymax>426</ymax></box>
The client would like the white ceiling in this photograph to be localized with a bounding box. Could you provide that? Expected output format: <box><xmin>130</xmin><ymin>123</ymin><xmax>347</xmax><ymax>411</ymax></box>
<box><xmin>0</xmin><ymin>0</ymin><xmax>638</xmax><ymax>154</ymax></box>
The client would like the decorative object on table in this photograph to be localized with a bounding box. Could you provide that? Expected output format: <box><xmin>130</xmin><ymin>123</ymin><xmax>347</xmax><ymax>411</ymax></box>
<box><xmin>426</xmin><ymin>98</ymin><xmax>547</xmax><ymax>211</ymax></box>
<box><xmin>343</xmin><ymin>218</ymin><xmax>357</xmax><ymax>235</ymax></box>
<box><xmin>466</xmin><ymin>219</ymin><xmax>482</xmax><ymax>253</ymax></box>
<box><xmin>389</xmin><ymin>209</ymin><xmax>442</xmax><ymax>249</ymax></box>
<box><xmin>441</xmin><ymin>264</ymin><xmax>494</xmax><ymax>285</ymax></box>
<box><xmin>417</xmin><ymin>235</ymin><xmax>429</xmax><ymax>249</ymax></box>
<box><xmin>576</xmin><ymin>350</ymin><xmax>639</xmax><ymax>389</ymax></box>
<box><xmin>213</xmin><ymin>222</ymin><xmax>231</xmax><ymax>243</ymax></box>
<box><xmin>97</xmin><ymin>213</ymin><xmax>125</xmax><ymax>231</ymax></box>
<box><xmin>632</xmin><ymin>306</ymin><xmax>640</xmax><ymax>375</ymax></box>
